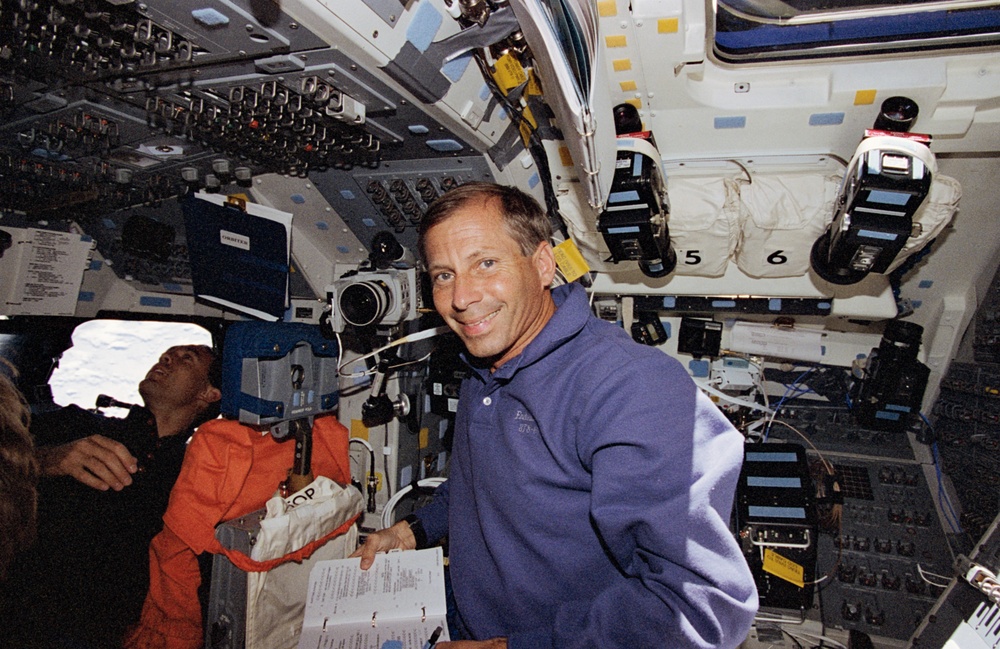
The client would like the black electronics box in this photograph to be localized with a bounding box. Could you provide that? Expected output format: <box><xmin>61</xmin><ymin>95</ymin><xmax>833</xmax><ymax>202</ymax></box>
<box><xmin>597</xmin><ymin>149</ymin><xmax>666</xmax><ymax>263</ymax></box>
<box><xmin>677</xmin><ymin>317</ymin><xmax>722</xmax><ymax>358</ymax></box>
<box><xmin>734</xmin><ymin>443</ymin><xmax>818</xmax><ymax>612</ymax></box>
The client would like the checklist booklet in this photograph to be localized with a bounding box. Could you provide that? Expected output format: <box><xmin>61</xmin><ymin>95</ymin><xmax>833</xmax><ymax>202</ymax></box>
<box><xmin>182</xmin><ymin>192</ymin><xmax>292</xmax><ymax>321</ymax></box>
<box><xmin>297</xmin><ymin>547</ymin><xmax>450</xmax><ymax>649</ymax></box>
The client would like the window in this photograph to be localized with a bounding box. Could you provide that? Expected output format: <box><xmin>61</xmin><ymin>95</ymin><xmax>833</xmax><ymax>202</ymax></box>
<box><xmin>714</xmin><ymin>0</ymin><xmax>1000</xmax><ymax>61</ymax></box>
<box><xmin>49</xmin><ymin>320</ymin><xmax>212</xmax><ymax>412</ymax></box>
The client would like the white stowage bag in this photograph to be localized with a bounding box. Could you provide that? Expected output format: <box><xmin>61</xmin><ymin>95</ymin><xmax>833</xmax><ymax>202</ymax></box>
<box><xmin>884</xmin><ymin>174</ymin><xmax>961</xmax><ymax>273</ymax></box>
<box><xmin>244</xmin><ymin>477</ymin><xmax>364</xmax><ymax>649</ymax></box>
<box><xmin>667</xmin><ymin>176</ymin><xmax>740</xmax><ymax>277</ymax></box>
<box><xmin>734</xmin><ymin>173</ymin><xmax>841</xmax><ymax>278</ymax></box>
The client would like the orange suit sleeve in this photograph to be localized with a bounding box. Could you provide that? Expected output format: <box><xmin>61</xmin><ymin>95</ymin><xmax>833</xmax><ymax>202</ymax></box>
<box><xmin>125</xmin><ymin>416</ymin><xmax>352</xmax><ymax>649</ymax></box>
<box><xmin>125</xmin><ymin>419</ymin><xmax>256</xmax><ymax>649</ymax></box>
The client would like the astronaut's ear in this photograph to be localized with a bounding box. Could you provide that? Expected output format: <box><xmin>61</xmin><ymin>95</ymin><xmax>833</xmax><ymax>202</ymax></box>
<box><xmin>532</xmin><ymin>240</ymin><xmax>556</xmax><ymax>287</ymax></box>
<box><xmin>200</xmin><ymin>385</ymin><xmax>222</xmax><ymax>405</ymax></box>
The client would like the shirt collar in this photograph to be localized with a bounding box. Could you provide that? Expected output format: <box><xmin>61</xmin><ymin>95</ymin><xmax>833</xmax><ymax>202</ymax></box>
<box><xmin>125</xmin><ymin>404</ymin><xmax>157</xmax><ymax>431</ymax></box>
<box><xmin>125</xmin><ymin>404</ymin><xmax>196</xmax><ymax>445</ymax></box>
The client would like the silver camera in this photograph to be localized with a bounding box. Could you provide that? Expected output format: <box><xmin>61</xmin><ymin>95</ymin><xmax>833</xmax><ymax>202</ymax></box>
<box><xmin>326</xmin><ymin>267</ymin><xmax>418</xmax><ymax>333</ymax></box>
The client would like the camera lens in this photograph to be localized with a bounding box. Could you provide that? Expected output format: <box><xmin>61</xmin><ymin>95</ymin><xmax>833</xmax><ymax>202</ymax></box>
<box><xmin>613</xmin><ymin>103</ymin><xmax>643</xmax><ymax>136</ymax></box>
<box><xmin>874</xmin><ymin>96</ymin><xmax>919</xmax><ymax>133</ymax></box>
<box><xmin>340</xmin><ymin>280</ymin><xmax>392</xmax><ymax>327</ymax></box>
<box><xmin>880</xmin><ymin>320</ymin><xmax>923</xmax><ymax>358</ymax></box>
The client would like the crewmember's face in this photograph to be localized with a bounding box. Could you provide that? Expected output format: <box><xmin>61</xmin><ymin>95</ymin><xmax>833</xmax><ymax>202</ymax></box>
<box><xmin>424</xmin><ymin>199</ymin><xmax>556</xmax><ymax>371</ymax></box>
<box><xmin>138</xmin><ymin>345</ymin><xmax>216</xmax><ymax>409</ymax></box>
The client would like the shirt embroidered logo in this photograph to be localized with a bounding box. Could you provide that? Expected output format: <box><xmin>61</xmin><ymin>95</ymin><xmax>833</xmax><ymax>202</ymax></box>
<box><xmin>514</xmin><ymin>409</ymin><xmax>539</xmax><ymax>434</ymax></box>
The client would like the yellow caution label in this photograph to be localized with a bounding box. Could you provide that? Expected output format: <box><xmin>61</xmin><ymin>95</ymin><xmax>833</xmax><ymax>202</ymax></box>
<box><xmin>597</xmin><ymin>0</ymin><xmax>618</xmax><ymax>17</ymax></box>
<box><xmin>620</xmin><ymin>80</ymin><xmax>638</xmax><ymax>92</ymax></box>
<box><xmin>558</xmin><ymin>145</ymin><xmax>573</xmax><ymax>167</ymax></box>
<box><xmin>419</xmin><ymin>427</ymin><xmax>429</xmax><ymax>449</ymax></box>
<box><xmin>554</xmin><ymin>239</ymin><xmax>591</xmax><ymax>283</ymax></box>
<box><xmin>526</xmin><ymin>69</ymin><xmax>543</xmax><ymax>96</ymax></box>
<box><xmin>855</xmin><ymin>89</ymin><xmax>877</xmax><ymax>105</ymax></box>
<box><xmin>612</xmin><ymin>58</ymin><xmax>632</xmax><ymax>72</ymax></box>
<box><xmin>350</xmin><ymin>420</ymin><xmax>369</xmax><ymax>441</ymax></box>
<box><xmin>763</xmin><ymin>549</ymin><xmax>805</xmax><ymax>588</ymax></box>
<box><xmin>658</xmin><ymin>18</ymin><xmax>679</xmax><ymax>33</ymax></box>
<box><xmin>605</xmin><ymin>35</ymin><xmax>627</xmax><ymax>48</ymax></box>
<box><xmin>519</xmin><ymin>105</ymin><xmax>538</xmax><ymax>147</ymax></box>
<box><xmin>493</xmin><ymin>52</ymin><xmax>527</xmax><ymax>93</ymax></box>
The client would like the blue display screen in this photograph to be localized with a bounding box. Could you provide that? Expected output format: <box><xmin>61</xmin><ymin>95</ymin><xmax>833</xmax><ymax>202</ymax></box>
<box><xmin>746</xmin><ymin>452</ymin><xmax>799</xmax><ymax>463</ymax></box>
<box><xmin>867</xmin><ymin>189</ymin><xmax>910</xmax><ymax>205</ymax></box>
<box><xmin>747</xmin><ymin>476</ymin><xmax>802</xmax><ymax>488</ymax></box>
<box><xmin>608</xmin><ymin>190</ymin><xmax>640</xmax><ymax>204</ymax></box>
<box><xmin>749</xmin><ymin>505</ymin><xmax>807</xmax><ymax>519</ymax></box>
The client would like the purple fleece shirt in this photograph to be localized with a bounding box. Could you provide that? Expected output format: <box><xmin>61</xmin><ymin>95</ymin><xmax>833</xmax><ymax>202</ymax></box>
<box><xmin>417</xmin><ymin>282</ymin><xmax>757</xmax><ymax>648</ymax></box>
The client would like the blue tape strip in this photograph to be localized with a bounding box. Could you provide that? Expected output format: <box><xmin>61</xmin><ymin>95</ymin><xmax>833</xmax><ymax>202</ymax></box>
<box><xmin>688</xmin><ymin>359</ymin><xmax>710</xmax><ymax>377</ymax></box>
<box><xmin>809</xmin><ymin>112</ymin><xmax>845</xmax><ymax>126</ymax></box>
<box><xmin>426</xmin><ymin>139</ymin><xmax>463</xmax><ymax>152</ymax></box>
<box><xmin>192</xmin><ymin>8</ymin><xmax>229</xmax><ymax>26</ymax></box>
<box><xmin>443</xmin><ymin>53</ymin><xmax>473</xmax><ymax>82</ymax></box>
<box><xmin>714</xmin><ymin>116</ymin><xmax>746</xmax><ymax>129</ymax></box>
<box><xmin>406</xmin><ymin>2</ymin><xmax>443</xmax><ymax>53</ymax></box>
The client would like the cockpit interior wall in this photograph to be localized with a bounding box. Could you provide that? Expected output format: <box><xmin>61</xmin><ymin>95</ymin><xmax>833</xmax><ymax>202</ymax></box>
<box><xmin>3</xmin><ymin>0</ymin><xmax>1000</xmax><ymax>645</ymax></box>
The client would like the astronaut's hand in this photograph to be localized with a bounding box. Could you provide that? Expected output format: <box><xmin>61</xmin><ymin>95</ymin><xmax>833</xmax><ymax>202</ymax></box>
<box><xmin>348</xmin><ymin>520</ymin><xmax>416</xmax><ymax>570</ymax></box>
<box><xmin>36</xmin><ymin>434</ymin><xmax>138</xmax><ymax>491</ymax></box>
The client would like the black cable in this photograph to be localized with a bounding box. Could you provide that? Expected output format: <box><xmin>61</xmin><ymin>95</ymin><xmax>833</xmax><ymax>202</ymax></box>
<box><xmin>472</xmin><ymin>49</ymin><xmax>567</xmax><ymax>240</ymax></box>
<box><xmin>383</xmin><ymin>423</ymin><xmax>392</xmax><ymax>497</ymax></box>
<box><xmin>349</xmin><ymin>438</ymin><xmax>379</xmax><ymax>513</ymax></box>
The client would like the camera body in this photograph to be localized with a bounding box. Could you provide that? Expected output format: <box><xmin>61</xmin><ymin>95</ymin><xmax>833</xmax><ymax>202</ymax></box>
<box><xmin>853</xmin><ymin>320</ymin><xmax>930</xmax><ymax>432</ymax></box>
<box><xmin>598</xmin><ymin>138</ymin><xmax>676</xmax><ymax>279</ymax></box>
<box><xmin>326</xmin><ymin>267</ymin><xmax>418</xmax><ymax>333</ymax></box>
<box><xmin>810</xmin><ymin>98</ymin><xmax>934</xmax><ymax>286</ymax></box>
<box><xmin>811</xmin><ymin>137</ymin><xmax>932</xmax><ymax>285</ymax></box>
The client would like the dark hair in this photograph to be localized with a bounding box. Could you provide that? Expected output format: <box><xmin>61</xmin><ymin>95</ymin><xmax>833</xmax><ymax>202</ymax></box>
<box><xmin>205</xmin><ymin>346</ymin><xmax>223</xmax><ymax>391</ymax></box>
<box><xmin>194</xmin><ymin>345</ymin><xmax>223</xmax><ymax>426</ymax></box>
<box><xmin>417</xmin><ymin>182</ymin><xmax>553</xmax><ymax>261</ymax></box>
<box><xmin>0</xmin><ymin>370</ymin><xmax>38</xmax><ymax>580</ymax></box>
